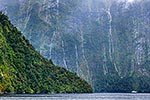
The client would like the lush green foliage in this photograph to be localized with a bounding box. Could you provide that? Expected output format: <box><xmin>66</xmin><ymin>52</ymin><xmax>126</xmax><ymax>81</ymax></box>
<box><xmin>94</xmin><ymin>73</ymin><xmax>150</xmax><ymax>93</ymax></box>
<box><xmin>0</xmin><ymin>12</ymin><xmax>93</xmax><ymax>93</ymax></box>
<box><xmin>1</xmin><ymin>0</ymin><xmax>150</xmax><ymax>93</ymax></box>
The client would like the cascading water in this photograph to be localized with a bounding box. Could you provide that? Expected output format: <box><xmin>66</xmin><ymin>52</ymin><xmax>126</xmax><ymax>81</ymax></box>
<box><xmin>1</xmin><ymin>0</ymin><xmax>150</xmax><ymax>92</ymax></box>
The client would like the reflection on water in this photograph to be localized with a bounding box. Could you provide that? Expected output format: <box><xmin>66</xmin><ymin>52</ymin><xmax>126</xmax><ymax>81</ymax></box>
<box><xmin>0</xmin><ymin>93</ymin><xmax>150</xmax><ymax>100</ymax></box>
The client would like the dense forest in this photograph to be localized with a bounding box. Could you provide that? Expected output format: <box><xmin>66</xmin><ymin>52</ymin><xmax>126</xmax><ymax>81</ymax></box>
<box><xmin>0</xmin><ymin>0</ymin><xmax>150</xmax><ymax>92</ymax></box>
<box><xmin>0</xmin><ymin>12</ymin><xmax>92</xmax><ymax>93</ymax></box>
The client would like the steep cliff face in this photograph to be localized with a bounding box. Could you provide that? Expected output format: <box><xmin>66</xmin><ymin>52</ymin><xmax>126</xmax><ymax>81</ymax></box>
<box><xmin>0</xmin><ymin>12</ymin><xmax>93</xmax><ymax>93</ymax></box>
<box><xmin>1</xmin><ymin>0</ymin><xmax>150</xmax><ymax>92</ymax></box>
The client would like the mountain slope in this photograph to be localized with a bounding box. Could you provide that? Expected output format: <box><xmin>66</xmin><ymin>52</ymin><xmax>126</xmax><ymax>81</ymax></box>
<box><xmin>0</xmin><ymin>12</ymin><xmax>92</xmax><ymax>93</ymax></box>
<box><xmin>1</xmin><ymin>0</ymin><xmax>150</xmax><ymax>93</ymax></box>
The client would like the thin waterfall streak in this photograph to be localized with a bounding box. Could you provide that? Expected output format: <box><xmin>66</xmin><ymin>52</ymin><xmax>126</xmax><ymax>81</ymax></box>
<box><xmin>108</xmin><ymin>8</ymin><xmax>113</xmax><ymax>61</ymax></box>
<box><xmin>114</xmin><ymin>63</ymin><xmax>119</xmax><ymax>73</ymax></box>
<box><xmin>102</xmin><ymin>8</ymin><xmax>113</xmax><ymax>61</ymax></box>
<box><xmin>49</xmin><ymin>46</ymin><xmax>52</xmax><ymax>59</ymax></box>
<box><xmin>23</xmin><ymin>13</ymin><xmax>31</xmax><ymax>32</ymax></box>
<box><xmin>47</xmin><ymin>0</ymin><xmax>59</xmax><ymax>59</ymax></box>
<box><xmin>62</xmin><ymin>40</ymin><xmax>68</xmax><ymax>70</ymax></box>
<box><xmin>75</xmin><ymin>44</ymin><xmax>79</xmax><ymax>76</ymax></box>
<box><xmin>80</xmin><ymin>29</ymin><xmax>90</xmax><ymax>82</ymax></box>
<box><xmin>49</xmin><ymin>31</ymin><xmax>56</xmax><ymax>59</ymax></box>
<box><xmin>103</xmin><ymin>8</ymin><xmax>118</xmax><ymax>73</ymax></box>
<box><xmin>103</xmin><ymin>45</ymin><xmax>108</xmax><ymax>74</ymax></box>
<box><xmin>56</xmin><ymin>0</ymin><xmax>59</xmax><ymax>15</ymax></box>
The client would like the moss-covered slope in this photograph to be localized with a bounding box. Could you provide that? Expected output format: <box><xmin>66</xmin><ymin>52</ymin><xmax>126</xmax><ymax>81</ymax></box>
<box><xmin>0</xmin><ymin>12</ymin><xmax>93</xmax><ymax>93</ymax></box>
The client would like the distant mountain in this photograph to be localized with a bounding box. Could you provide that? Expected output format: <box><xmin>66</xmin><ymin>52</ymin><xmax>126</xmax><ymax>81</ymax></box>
<box><xmin>0</xmin><ymin>0</ymin><xmax>150</xmax><ymax>93</ymax></box>
<box><xmin>0</xmin><ymin>12</ymin><xmax>92</xmax><ymax>93</ymax></box>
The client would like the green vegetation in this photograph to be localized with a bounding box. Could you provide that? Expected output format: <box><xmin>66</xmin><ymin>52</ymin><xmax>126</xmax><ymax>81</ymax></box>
<box><xmin>0</xmin><ymin>12</ymin><xmax>93</xmax><ymax>93</ymax></box>
<box><xmin>1</xmin><ymin>0</ymin><xmax>150</xmax><ymax>93</ymax></box>
<box><xmin>94</xmin><ymin>73</ymin><xmax>150</xmax><ymax>93</ymax></box>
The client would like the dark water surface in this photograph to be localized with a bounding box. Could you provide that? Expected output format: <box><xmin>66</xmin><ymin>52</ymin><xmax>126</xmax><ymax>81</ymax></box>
<box><xmin>0</xmin><ymin>93</ymin><xmax>150</xmax><ymax>100</ymax></box>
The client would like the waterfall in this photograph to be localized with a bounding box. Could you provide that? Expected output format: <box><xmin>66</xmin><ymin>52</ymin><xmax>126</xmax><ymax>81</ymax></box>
<box><xmin>75</xmin><ymin>44</ymin><xmax>79</xmax><ymax>76</ymax></box>
<box><xmin>79</xmin><ymin>27</ymin><xmax>91</xmax><ymax>83</ymax></box>
<box><xmin>47</xmin><ymin>0</ymin><xmax>60</xmax><ymax>62</ymax></box>
<box><xmin>48</xmin><ymin>43</ymin><xmax>55</xmax><ymax>59</ymax></box>
<box><xmin>22</xmin><ymin>13</ymin><xmax>31</xmax><ymax>32</ymax></box>
<box><xmin>56</xmin><ymin>0</ymin><xmax>59</xmax><ymax>15</ymax></box>
<box><xmin>62</xmin><ymin>40</ymin><xmax>68</xmax><ymax>70</ymax></box>
<box><xmin>102</xmin><ymin>8</ymin><xmax>119</xmax><ymax>73</ymax></box>
<box><xmin>106</xmin><ymin>8</ymin><xmax>113</xmax><ymax>61</ymax></box>
<box><xmin>103</xmin><ymin>45</ymin><xmax>108</xmax><ymax>75</ymax></box>
<box><xmin>133</xmin><ymin>21</ymin><xmax>145</xmax><ymax>65</ymax></box>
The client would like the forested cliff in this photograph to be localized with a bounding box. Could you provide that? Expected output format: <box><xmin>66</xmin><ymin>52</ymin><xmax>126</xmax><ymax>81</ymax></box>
<box><xmin>0</xmin><ymin>0</ymin><xmax>150</xmax><ymax>92</ymax></box>
<box><xmin>0</xmin><ymin>12</ymin><xmax>92</xmax><ymax>93</ymax></box>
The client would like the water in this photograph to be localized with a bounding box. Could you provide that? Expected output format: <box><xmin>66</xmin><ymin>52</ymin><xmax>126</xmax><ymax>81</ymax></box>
<box><xmin>0</xmin><ymin>93</ymin><xmax>150</xmax><ymax>100</ymax></box>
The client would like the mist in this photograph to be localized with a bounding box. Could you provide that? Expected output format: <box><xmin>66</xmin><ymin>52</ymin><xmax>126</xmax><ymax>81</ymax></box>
<box><xmin>0</xmin><ymin>0</ymin><xmax>150</xmax><ymax>93</ymax></box>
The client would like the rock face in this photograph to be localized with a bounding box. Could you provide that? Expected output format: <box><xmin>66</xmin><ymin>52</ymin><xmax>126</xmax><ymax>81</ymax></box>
<box><xmin>1</xmin><ymin>0</ymin><xmax>150</xmax><ymax>92</ymax></box>
<box><xmin>0</xmin><ymin>12</ymin><xmax>93</xmax><ymax>93</ymax></box>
